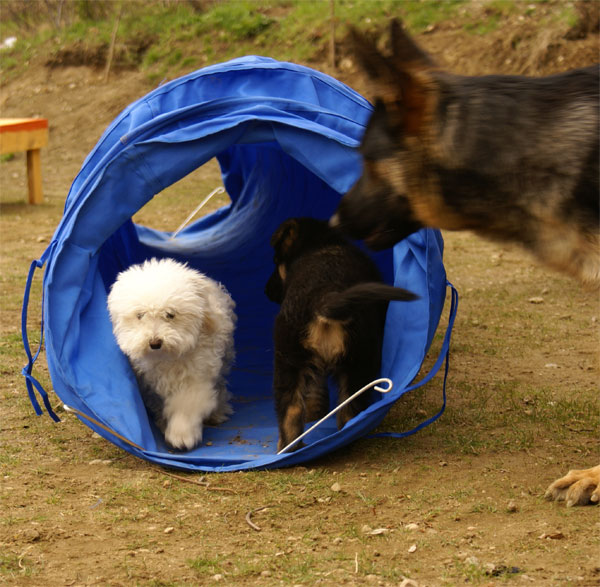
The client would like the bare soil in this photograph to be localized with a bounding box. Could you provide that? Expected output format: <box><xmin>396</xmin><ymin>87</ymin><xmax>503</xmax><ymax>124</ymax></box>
<box><xmin>1</xmin><ymin>4</ymin><xmax>599</xmax><ymax>586</ymax></box>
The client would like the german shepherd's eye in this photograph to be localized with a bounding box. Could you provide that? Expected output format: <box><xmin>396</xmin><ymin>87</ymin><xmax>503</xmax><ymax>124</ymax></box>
<box><xmin>165</xmin><ymin>311</ymin><xmax>175</xmax><ymax>320</ymax></box>
<box><xmin>136</xmin><ymin>312</ymin><xmax>145</xmax><ymax>320</ymax></box>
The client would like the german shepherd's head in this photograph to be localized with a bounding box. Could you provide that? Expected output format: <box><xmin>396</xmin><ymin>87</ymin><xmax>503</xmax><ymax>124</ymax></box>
<box><xmin>332</xmin><ymin>20</ymin><xmax>599</xmax><ymax>290</ymax></box>
<box><xmin>330</xmin><ymin>19</ymin><xmax>444</xmax><ymax>249</ymax></box>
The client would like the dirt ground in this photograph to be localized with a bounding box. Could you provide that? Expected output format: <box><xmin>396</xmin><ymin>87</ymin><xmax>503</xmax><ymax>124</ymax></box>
<box><xmin>1</xmin><ymin>4</ymin><xmax>599</xmax><ymax>586</ymax></box>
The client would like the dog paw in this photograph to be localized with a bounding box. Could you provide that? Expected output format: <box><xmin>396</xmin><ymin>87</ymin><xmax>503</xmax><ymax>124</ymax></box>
<box><xmin>206</xmin><ymin>398</ymin><xmax>233</xmax><ymax>425</ymax></box>
<box><xmin>164</xmin><ymin>418</ymin><xmax>203</xmax><ymax>451</ymax></box>
<box><xmin>277</xmin><ymin>437</ymin><xmax>305</xmax><ymax>453</ymax></box>
<box><xmin>544</xmin><ymin>464</ymin><xmax>600</xmax><ymax>507</ymax></box>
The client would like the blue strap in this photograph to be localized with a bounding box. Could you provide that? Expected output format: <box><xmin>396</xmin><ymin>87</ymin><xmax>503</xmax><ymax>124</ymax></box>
<box><xmin>21</xmin><ymin>244</ymin><xmax>60</xmax><ymax>422</ymax></box>
<box><xmin>370</xmin><ymin>281</ymin><xmax>458</xmax><ymax>439</ymax></box>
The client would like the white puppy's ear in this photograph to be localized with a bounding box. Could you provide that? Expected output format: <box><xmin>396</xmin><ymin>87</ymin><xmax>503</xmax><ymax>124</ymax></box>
<box><xmin>191</xmin><ymin>275</ymin><xmax>230</xmax><ymax>336</ymax></box>
<box><xmin>202</xmin><ymin>307</ymin><xmax>217</xmax><ymax>335</ymax></box>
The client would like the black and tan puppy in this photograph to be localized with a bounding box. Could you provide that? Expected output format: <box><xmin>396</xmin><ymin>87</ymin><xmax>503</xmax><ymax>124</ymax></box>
<box><xmin>331</xmin><ymin>20</ymin><xmax>599</xmax><ymax>506</ymax></box>
<box><xmin>331</xmin><ymin>20</ymin><xmax>599</xmax><ymax>290</ymax></box>
<box><xmin>266</xmin><ymin>217</ymin><xmax>417</xmax><ymax>452</ymax></box>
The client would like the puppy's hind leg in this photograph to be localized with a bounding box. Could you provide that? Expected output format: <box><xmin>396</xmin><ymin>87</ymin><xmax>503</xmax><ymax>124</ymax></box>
<box><xmin>334</xmin><ymin>363</ymin><xmax>376</xmax><ymax>431</ymax></box>
<box><xmin>274</xmin><ymin>357</ymin><xmax>327</xmax><ymax>452</ymax></box>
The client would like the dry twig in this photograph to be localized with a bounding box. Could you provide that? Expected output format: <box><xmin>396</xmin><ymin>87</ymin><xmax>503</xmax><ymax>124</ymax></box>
<box><xmin>157</xmin><ymin>468</ymin><xmax>236</xmax><ymax>494</ymax></box>
<box><xmin>245</xmin><ymin>505</ymin><xmax>271</xmax><ymax>531</ymax></box>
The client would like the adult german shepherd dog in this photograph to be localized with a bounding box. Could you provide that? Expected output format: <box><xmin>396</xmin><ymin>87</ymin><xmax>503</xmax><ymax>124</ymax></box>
<box><xmin>266</xmin><ymin>217</ymin><xmax>417</xmax><ymax>452</ymax></box>
<box><xmin>331</xmin><ymin>20</ymin><xmax>599</xmax><ymax>506</ymax></box>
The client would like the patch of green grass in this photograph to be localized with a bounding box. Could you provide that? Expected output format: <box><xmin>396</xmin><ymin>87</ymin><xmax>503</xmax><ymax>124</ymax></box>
<box><xmin>452</xmin><ymin>558</ymin><xmax>489</xmax><ymax>583</ymax></box>
<box><xmin>187</xmin><ymin>555</ymin><xmax>221</xmax><ymax>575</ymax></box>
<box><xmin>196</xmin><ymin>2</ymin><xmax>274</xmax><ymax>41</ymax></box>
<box><xmin>400</xmin><ymin>0</ymin><xmax>467</xmax><ymax>32</ymax></box>
<box><xmin>0</xmin><ymin>552</ymin><xmax>28</xmax><ymax>576</ymax></box>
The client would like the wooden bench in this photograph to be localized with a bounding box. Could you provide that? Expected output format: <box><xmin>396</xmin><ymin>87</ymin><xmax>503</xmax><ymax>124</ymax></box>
<box><xmin>0</xmin><ymin>118</ymin><xmax>49</xmax><ymax>204</ymax></box>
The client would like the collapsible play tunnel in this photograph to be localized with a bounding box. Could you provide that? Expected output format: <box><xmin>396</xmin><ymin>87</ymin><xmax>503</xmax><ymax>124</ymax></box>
<box><xmin>22</xmin><ymin>57</ymin><xmax>457</xmax><ymax>471</ymax></box>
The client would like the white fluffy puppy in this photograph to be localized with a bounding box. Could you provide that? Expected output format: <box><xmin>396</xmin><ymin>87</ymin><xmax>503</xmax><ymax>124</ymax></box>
<box><xmin>107</xmin><ymin>257</ymin><xmax>236</xmax><ymax>451</ymax></box>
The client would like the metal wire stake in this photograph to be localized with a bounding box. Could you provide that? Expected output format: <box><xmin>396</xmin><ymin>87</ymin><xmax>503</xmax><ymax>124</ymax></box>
<box><xmin>169</xmin><ymin>186</ymin><xmax>225</xmax><ymax>240</ymax></box>
<box><xmin>276</xmin><ymin>377</ymin><xmax>393</xmax><ymax>455</ymax></box>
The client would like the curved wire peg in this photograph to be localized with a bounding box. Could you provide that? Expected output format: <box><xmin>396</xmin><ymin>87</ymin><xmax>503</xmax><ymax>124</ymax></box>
<box><xmin>169</xmin><ymin>186</ymin><xmax>225</xmax><ymax>240</ymax></box>
<box><xmin>277</xmin><ymin>377</ymin><xmax>394</xmax><ymax>455</ymax></box>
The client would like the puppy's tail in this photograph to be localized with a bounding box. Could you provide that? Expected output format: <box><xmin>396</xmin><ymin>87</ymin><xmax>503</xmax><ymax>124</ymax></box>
<box><xmin>319</xmin><ymin>283</ymin><xmax>418</xmax><ymax>321</ymax></box>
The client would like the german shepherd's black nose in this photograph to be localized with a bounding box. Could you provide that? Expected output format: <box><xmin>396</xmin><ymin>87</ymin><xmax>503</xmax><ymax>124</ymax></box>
<box><xmin>149</xmin><ymin>338</ymin><xmax>163</xmax><ymax>350</ymax></box>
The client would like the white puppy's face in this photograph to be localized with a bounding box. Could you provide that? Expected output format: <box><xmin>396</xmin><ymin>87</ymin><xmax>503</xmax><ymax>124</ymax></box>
<box><xmin>107</xmin><ymin>259</ymin><xmax>212</xmax><ymax>362</ymax></box>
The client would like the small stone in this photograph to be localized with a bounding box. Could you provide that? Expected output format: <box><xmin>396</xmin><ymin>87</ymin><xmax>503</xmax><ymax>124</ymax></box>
<box><xmin>539</xmin><ymin>531</ymin><xmax>564</xmax><ymax>540</ymax></box>
<box><xmin>399</xmin><ymin>579</ymin><xmax>418</xmax><ymax>587</ymax></box>
<box><xmin>368</xmin><ymin>528</ymin><xmax>390</xmax><ymax>536</ymax></box>
<box><xmin>528</xmin><ymin>297</ymin><xmax>544</xmax><ymax>304</ymax></box>
<box><xmin>164</xmin><ymin>527</ymin><xmax>174</xmax><ymax>534</ymax></box>
<box><xmin>405</xmin><ymin>523</ymin><xmax>419</xmax><ymax>531</ymax></box>
<box><xmin>507</xmin><ymin>500</ymin><xmax>518</xmax><ymax>513</ymax></box>
<box><xmin>408</xmin><ymin>544</ymin><xmax>417</xmax><ymax>553</ymax></box>
<box><xmin>339</xmin><ymin>57</ymin><xmax>354</xmax><ymax>71</ymax></box>
<box><xmin>330</xmin><ymin>482</ymin><xmax>342</xmax><ymax>492</ymax></box>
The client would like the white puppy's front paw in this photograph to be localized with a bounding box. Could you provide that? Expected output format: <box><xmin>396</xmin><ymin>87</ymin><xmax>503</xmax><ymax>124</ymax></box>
<box><xmin>164</xmin><ymin>415</ymin><xmax>203</xmax><ymax>451</ymax></box>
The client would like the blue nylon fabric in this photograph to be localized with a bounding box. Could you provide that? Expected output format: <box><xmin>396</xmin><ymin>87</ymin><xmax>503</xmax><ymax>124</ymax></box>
<box><xmin>23</xmin><ymin>56</ymin><xmax>452</xmax><ymax>471</ymax></box>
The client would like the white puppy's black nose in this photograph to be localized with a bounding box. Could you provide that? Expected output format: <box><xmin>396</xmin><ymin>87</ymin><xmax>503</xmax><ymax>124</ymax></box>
<box><xmin>149</xmin><ymin>338</ymin><xmax>163</xmax><ymax>350</ymax></box>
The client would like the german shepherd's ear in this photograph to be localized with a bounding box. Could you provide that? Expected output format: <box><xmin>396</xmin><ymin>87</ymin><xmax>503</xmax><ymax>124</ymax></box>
<box><xmin>271</xmin><ymin>218</ymin><xmax>300</xmax><ymax>260</ymax></box>
<box><xmin>389</xmin><ymin>19</ymin><xmax>435</xmax><ymax>67</ymax></box>
<box><xmin>349</xmin><ymin>19</ymin><xmax>437</xmax><ymax>136</ymax></box>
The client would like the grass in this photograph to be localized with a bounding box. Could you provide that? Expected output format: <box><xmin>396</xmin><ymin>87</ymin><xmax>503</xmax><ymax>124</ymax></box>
<box><xmin>1</xmin><ymin>0</ymin><xmax>471</xmax><ymax>83</ymax></box>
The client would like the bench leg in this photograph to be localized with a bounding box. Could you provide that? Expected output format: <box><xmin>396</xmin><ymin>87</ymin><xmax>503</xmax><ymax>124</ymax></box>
<box><xmin>26</xmin><ymin>148</ymin><xmax>43</xmax><ymax>205</ymax></box>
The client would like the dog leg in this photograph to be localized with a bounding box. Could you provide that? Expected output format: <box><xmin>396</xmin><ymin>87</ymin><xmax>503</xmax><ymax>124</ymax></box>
<box><xmin>545</xmin><ymin>464</ymin><xmax>600</xmax><ymax>506</ymax></box>
<box><xmin>277</xmin><ymin>398</ymin><xmax>305</xmax><ymax>453</ymax></box>
<box><xmin>335</xmin><ymin>369</ymin><xmax>374</xmax><ymax>430</ymax></box>
<box><xmin>162</xmin><ymin>384</ymin><xmax>219</xmax><ymax>451</ymax></box>
<box><xmin>205</xmin><ymin>383</ymin><xmax>233</xmax><ymax>425</ymax></box>
<box><xmin>274</xmin><ymin>352</ymin><xmax>329</xmax><ymax>452</ymax></box>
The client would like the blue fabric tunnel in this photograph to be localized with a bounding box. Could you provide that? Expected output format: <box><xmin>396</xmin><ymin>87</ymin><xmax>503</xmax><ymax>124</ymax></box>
<box><xmin>22</xmin><ymin>57</ymin><xmax>457</xmax><ymax>472</ymax></box>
